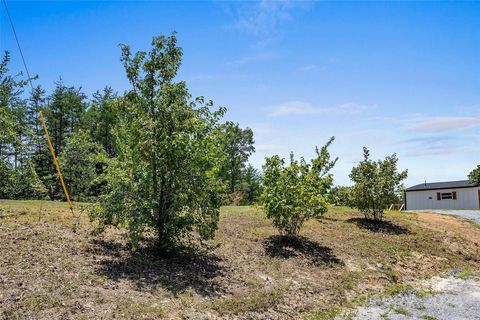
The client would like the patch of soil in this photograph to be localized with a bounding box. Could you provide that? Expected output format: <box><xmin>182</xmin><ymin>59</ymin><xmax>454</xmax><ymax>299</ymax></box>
<box><xmin>263</xmin><ymin>235</ymin><xmax>343</xmax><ymax>266</ymax></box>
<box><xmin>345</xmin><ymin>217</ymin><xmax>411</xmax><ymax>235</ymax></box>
<box><xmin>93</xmin><ymin>238</ymin><xmax>226</xmax><ymax>296</ymax></box>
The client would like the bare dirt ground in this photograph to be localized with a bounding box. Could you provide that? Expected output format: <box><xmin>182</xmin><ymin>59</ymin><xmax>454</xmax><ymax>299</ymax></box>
<box><xmin>1</xmin><ymin>201</ymin><xmax>479</xmax><ymax>319</ymax></box>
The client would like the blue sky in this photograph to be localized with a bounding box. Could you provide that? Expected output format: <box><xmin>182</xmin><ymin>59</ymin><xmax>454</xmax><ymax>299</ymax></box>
<box><xmin>1</xmin><ymin>1</ymin><xmax>479</xmax><ymax>186</ymax></box>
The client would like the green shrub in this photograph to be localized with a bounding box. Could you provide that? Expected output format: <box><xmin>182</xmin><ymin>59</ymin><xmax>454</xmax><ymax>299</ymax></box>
<box><xmin>262</xmin><ymin>137</ymin><xmax>337</xmax><ymax>236</ymax></box>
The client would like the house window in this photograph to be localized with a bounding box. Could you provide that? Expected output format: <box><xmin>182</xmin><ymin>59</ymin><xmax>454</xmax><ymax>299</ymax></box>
<box><xmin>436</xmin><ymin>191</ymin><xmax>457</xmax><ymax>200</ymax></box>
<box><xmin>441</xmin><ymin>192</ymin><xmax>452</xmax><ymax>199</ymax></box>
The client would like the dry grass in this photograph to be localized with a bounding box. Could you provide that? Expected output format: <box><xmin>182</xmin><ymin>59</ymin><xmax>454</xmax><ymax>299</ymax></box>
<box><xmin>1</xmin><ymin>200</ymin><xmax>479</xmax><ymax>319</ymax></box>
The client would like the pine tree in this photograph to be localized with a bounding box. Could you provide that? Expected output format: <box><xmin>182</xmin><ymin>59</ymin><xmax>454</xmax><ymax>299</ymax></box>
<box><xmin>84</xmin><ymin>86</ymin><xmax>118</xmax><ymax>157</ymax></box>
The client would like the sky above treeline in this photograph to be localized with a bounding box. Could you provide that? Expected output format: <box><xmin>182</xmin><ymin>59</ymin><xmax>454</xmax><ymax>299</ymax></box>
<box><xmin>1</xmin><ymin>1</ymin><xmax>479</xmax><ymax>186</ymax></box>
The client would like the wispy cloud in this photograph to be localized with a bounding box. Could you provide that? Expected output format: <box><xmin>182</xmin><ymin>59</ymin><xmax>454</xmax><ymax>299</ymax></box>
<box><xmin>226</xmin><ymin>52</ymin><xmax>276</xmax><ymax>66</ymax></box>
<box><xmin>268</xmin><ymin>101</ymin><xmax>376</xmax><ymax>117</ymax></box>
<box><xmin>411</xmin><ymin>116</ymin><xmax>480</xmax><ymax>132</ymax></box>
<box><xmin>406</xmin><ymin>146</ymin><xmax>480</xmax><ymax>157</ymax></box>
<box><xmin>297</xmin><ymin>64</ymin><xmax>318</xmax><ymax>72</ymax></box>
<box><xmin>182</xmin><ymin>74</ymin><xmax>223</xmax><ymax>82</ymax></box>
<box><xmin>399</xmin><ymin>123</ymin><xmax>480</xmax><ymax>157</ymax></box>
<box><xmin>399</xmin><ymin>135</ymin><xmax>453</xmax><ymax>147</ymax></box>
<box><xmin>226</xmin><ymin>0</ymin><xmax>311</xmax><ymax>46</ymax></box>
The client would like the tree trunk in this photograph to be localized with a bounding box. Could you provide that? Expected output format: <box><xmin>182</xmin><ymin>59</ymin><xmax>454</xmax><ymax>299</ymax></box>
<box><xmin>229</xmin><ymin>157</ymin><xmax>236</xmax><ymax>194</ymax></box>
<box><xmin>150</xmin><ymin>101</ymin><xmax>161</xmax><ymax>234</ymax></box>
<box><xmin>57</xmin><ymin>116</ymin><xmax>63</xmax><ymax>155</ymax></box>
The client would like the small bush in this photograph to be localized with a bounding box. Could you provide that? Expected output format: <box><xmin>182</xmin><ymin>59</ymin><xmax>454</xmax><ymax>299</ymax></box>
<box><xmin>262</xmin><ymin>137</ymin><xmax>337</xmax><ymax>236</ymax></box>
<box><xmin>349</xmin><ymin>147</ymin><xmax>407</xmax><ymax>221</ymax></box>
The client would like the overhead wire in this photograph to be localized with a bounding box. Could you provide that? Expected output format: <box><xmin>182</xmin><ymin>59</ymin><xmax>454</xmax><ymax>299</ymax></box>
<box><xmin>2</xmin><ymin>0</ymin><xmax>76</xmax><ymax>217</ymax></box>
<box><xmin>2</xmin><ymin>0</ymin><xmax>34</xmax><ymax>92</ymax></box>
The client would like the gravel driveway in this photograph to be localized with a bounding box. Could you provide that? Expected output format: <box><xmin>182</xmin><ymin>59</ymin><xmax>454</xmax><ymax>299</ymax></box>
<box><xmin>339</xmin><ymin>272</ymin><xmax>480</xmax><ymax>320</ymax></box>
<box><xmin>339</xmin><ymin>211</ymin><xmax>480</xmax><ymax>319</ymax></box>
<box><xmin>409</xmin><ymin>210</ymin><xmax>480</xmax><ymax>224</ymax></box>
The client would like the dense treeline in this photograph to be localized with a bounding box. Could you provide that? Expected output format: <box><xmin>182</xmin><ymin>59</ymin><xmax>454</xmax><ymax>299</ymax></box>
<box><xmin>0</xmin><ymin>45</ymin><xmax>259</xmax><ymax>206</ymax></box>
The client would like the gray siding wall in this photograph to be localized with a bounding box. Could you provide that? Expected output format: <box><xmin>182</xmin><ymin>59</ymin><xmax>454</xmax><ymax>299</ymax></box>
<box><xmin>406</xmin><ymin>187</ymin><xmax>480</xmax><ymax>210</ymax></box>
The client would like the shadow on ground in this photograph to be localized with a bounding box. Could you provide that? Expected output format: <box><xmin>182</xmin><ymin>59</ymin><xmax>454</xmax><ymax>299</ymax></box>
<box><xmin>346</xmin><ymin>217</ymin><xmax>411</xmax><ymax>235</ymax></box>
<box><xmin>91</xmin><ymin>239</ymin><xmax>225</xmax><ymax>297</ymax></box>
<box><xmin>263</xmin><ymin>235</ymin><xmax>343</xmax><ymax>267</ymax></box>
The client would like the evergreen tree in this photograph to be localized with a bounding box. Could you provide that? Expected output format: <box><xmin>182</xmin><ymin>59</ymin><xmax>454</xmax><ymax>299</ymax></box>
<box><xmin>84</xmin><ymin>86</ymin><xmax>118</xmax><ymax>157</ymax></box>
<box><xmin>0</xmin><ymin>51</ymin><xmax>31</xmax><ymax>199</ymax></box>
<box><xmin>238</xmin><ymin>164</ymin><xmax>262</xmax><ymax>205</ymax></box>
<box><xmin>0</xmin><ymin>51</ymin><xmax>29</xmax><ymax>164</ymax></box>
<box><xmin>58</xmin><ymin>130</ymin><xmax>107</xmax><ymax>201</ymax></box>
<box><xmin>45</xmin><ymin>80</ymin><xmax>86</xmax><ymax>155</ymax></box>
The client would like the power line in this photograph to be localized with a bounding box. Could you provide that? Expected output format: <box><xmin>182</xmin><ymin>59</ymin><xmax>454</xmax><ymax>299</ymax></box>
<box><xmin>2</xmin><ymin>0</ymin><xmax>34</xmax><ymax>91</ymax></box>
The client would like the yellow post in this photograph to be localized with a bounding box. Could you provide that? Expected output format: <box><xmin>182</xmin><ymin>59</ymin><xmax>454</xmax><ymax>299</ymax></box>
<box><xmin>39</xmin><ymin>111</ymin><xmax>73</xmax><ymax>213</ymax></box>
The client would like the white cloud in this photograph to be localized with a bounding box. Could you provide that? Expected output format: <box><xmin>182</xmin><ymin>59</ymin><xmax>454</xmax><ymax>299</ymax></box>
<box><xmin>411</xmin><ymin>116</ymin><xmax>480</xmax><ymax>132</ymax></box>
<box><xmin>268</xmin><ymin>101</ymin><xmax>376</xmax><ymax>117</ymax></box>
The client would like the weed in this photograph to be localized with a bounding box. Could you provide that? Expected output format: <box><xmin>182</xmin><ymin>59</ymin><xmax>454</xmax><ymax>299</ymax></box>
<box><xmin>392</xmin><ymin>305</ymin><xmax>411</xmax><ymax>316</ymax></box>
<box><xmin>414</xmin><ymin>289</ymin><xmax>436</xmax><ymax>297</ymax></box>
<box><xmin>458</xmin><ymin>268</ymin><xmax>475</xmax><ymax>280</ymax></box>
<box><xmin>415</xmin><ymin>303</ymin><xmax>426</xmax><ymax>310</ymax></box>
<box><xmin>380</xmin><ymin>311</ymin><xmax>390</xmax><ymax>319</ymax></box>
<box><xmin>305</xmin><ymin>308</ymin><xmax>340</xmax><ymax>320</ymax></box>
<box><xmin>114</xmin><ymin>299</ymin><xmax>164</xmax><ymax>319</ymax></box>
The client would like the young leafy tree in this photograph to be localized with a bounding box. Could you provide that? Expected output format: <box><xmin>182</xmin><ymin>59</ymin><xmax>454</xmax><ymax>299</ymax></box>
<box><xmin>469</xmin><ymin>165</ymin><xmax>480</xmax><ymax>184</ymax></box>
<box><xmin>349</xmin><ymin>148</ymin><xmax>408</xmax><ymax>221</ymax></box>
<box><xmin>262</xmin><ymin>137</ymin><xmax>337</xmax><ymax>236</ymax></box>
<box><xmin>91</xmin><ymin>34</ymin><xmax>226</xmax><ymax>251</ymax></box>
<box><xmin>328</xmin><ymin>185</ymin><xmax>352</xmax><ymax>206</ymax></box>
<box><xmin>219</xmin><ymin>122</ymin><xmax>255</xmax><ymax>195</ymax></box>
<box><xmin>10</xmin><ymin>161</ymin><xmax>48</xmax><ymax>200</ymax></box>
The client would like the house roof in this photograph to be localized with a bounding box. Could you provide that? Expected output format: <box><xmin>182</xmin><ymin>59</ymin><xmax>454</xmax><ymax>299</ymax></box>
<box><xmin>406</xmin><ymin>180</ymin><xmax>479</xmax><ymax>192</ymax></box>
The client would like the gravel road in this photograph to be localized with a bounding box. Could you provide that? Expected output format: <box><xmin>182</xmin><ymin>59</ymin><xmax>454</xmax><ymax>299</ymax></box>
<box><xmin>339</xmin><ymin>271</ymin><xmax>480</xmax><ymax>320</ymax></box>
<box><xmin>410</xmin><ymin>210</ymin><xmax>480</xmax><ymax>224</ymax></box>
